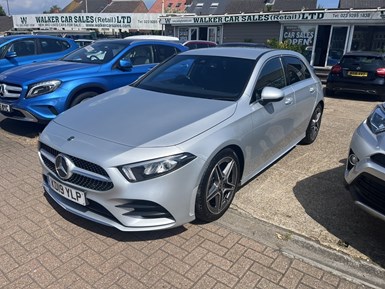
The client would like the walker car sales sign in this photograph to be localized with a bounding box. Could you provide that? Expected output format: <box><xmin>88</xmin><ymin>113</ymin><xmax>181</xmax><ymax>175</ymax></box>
<box><xmin>13</xmin><ymin>13</ymin><xmax>162</xmax><ymax>30</ymax></box>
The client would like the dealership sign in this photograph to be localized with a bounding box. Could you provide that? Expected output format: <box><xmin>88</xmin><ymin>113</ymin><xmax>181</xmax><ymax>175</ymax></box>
<box><xmin>12</xmin><ymin>13</ymin><xmax>162</xmax><ymax>30</ymax></box>
<box><xmin>160</xmin><ymin>9</ymin><xmax>385</xmax><ymax>25</ymax></box>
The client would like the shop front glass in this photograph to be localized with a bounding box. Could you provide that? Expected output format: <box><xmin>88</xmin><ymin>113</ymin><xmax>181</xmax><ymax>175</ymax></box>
<box><xmin>351</xmin><ymin>26</ymin><xmax>385</xmax><ymax>52</ymax></box>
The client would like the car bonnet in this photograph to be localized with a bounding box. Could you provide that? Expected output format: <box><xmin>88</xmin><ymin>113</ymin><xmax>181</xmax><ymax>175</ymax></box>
<box><xmin>0</xmin><ymin>61</ymin><xmax>101</xmax><ymax>83</ymax></box>
<box><xmin>51</xmin><ymin>85</ymin><xmax>237</xmax><ymax>148</ymax></box>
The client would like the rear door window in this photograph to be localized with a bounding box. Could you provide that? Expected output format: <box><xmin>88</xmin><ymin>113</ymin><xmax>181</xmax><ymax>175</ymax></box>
<box><xmin>154</xmin><ymin>45</ymin><xmax>178</xmax><ymax>63</ymax></box>
<box><xmin>283</xmin><ymin>56</ymin><xmax>311</xmax><ymax>85</ymax></box>
<box><xmin>39</xmin><ymin>38</ymin><xmax>70</xmax><ymax>54</ymax></box>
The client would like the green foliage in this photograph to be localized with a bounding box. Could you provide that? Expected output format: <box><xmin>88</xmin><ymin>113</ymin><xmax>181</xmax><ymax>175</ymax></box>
<box><xmin>266</xmin><ymin>38</ymin><xmax>305</xmax><ymax>53</ymax></box>
<box><xmin>0</xmin><ymin>5</ymin><xmax>6</xmax><ymax>16</ymax></box>
<box><xmin>43</xmin><ymin>5</ymin><xmax>61</xmax><ymax>14</ymax></box>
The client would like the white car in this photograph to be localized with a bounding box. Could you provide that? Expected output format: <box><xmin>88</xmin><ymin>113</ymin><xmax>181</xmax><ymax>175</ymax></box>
<box><xmin>38</xmin><ymin>47</ymin><xmax>324</xmax><ymax>231</ymax></box>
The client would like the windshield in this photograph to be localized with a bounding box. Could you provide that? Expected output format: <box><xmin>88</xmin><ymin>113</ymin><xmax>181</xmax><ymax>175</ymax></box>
<box><xmin>62</xmin><ymin>41</ymin><xmax>127</xmax><ymax>64</ymax></box>
<box><xmin>135</xmin><ymin>55</ymin><xmax>255</xmax><ymax>101</ymax></box>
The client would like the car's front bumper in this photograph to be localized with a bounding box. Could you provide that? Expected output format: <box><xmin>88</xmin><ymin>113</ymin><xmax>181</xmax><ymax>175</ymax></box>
<box><xmin>39</xmin><ymin>140</ymin><xmax>205</xmax><ymax>232</ymax></box>
<box><xmin>345</xmin><ymin>122</ymin><xmax>385</xmax><ymax>220</ymax></box>
<box><xmin>0</xmin><ymin>87</ymin><xmax>70</xmax><ymax>123</ymax></box>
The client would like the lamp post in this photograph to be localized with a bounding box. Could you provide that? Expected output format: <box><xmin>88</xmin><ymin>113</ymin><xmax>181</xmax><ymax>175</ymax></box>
<box><xmin>85</xmin><ymin>0</ymin><xmax>88</xmax><ymax>13</ymax></box>
<box><xmin>6</xmin><ymin>0</ymin><xmax>10</xmax><ymax>15</ymax></box>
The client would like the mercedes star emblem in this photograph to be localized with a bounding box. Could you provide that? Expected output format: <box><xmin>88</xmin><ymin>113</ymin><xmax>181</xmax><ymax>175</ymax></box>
<box><xmin>55</xmin><ymin>154</ymin><xmax>75</xmax><ymax>180</ymax></box>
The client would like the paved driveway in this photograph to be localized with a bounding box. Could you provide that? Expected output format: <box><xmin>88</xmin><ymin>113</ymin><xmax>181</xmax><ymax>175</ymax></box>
<box><xmin>232</xmin><ymin>94</ymin><xmax>385</xmax><ymax>267</ymax></box>
<box><xmin>0</xmin><ymin>93</ymin><xmax>385</xmax><ymax>288</ymax></box>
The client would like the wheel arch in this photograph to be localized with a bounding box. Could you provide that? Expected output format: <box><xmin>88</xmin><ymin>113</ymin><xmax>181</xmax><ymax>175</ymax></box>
<box><xmin>66</xmin><ymin>84</ymin><xmax>107</xmax><ymax>108</ymax></box>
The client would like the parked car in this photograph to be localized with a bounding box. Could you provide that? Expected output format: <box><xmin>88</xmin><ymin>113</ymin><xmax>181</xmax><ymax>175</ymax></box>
<box><xmin>125</xmin><ymin>35</ymin><xmax>180</xmax><ymax>43</ymax></box>
<box><xmin>0</xmin><ymin>39</ymin><xmax>187</xmax><ymax>123</ymax></box>
<box><xmin>183</xmin><ymin>40</ymin><xmax>217</xmax><ymax>49</ymax></box>
<box><xmin>345</xmin><ymin>103</ymin><xmax>385</xmax><ymax>221</ymax></box>
<box><xmin>326</xmin><ymin>51</ymin><xmax>385</xmax><ymax>100</ymax></box>
<box><xmin>218</xmin><ymin>42</ymin><xmax>269</xmax><ymax>48</ymax></box>
<box><xmin>38</xmin><ymin>47</ymin><xmax>324</xmax><ymax>231</ymax></box>
<box><xmin>0</xmin><ymin>35</ymin><xmax>78</xmax><ymax>73</ymax></box>
<box><xmin>74</xmin><ymin>39</ymin><xmax>94</xmax><ymax>47</ymax></box>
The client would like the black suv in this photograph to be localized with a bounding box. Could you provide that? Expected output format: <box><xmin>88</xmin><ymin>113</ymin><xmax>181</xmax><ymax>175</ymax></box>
<box><xmin>326</xmin><ymin>51</ymin><xmax>385</xmax><ymax>100</ymax></box>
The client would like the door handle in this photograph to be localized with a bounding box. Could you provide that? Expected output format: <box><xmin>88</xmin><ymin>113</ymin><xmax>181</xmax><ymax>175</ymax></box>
<box><xmin>284</xmin><ymin>96</ymin><xmax>293</xmax><ymax>105</ymax></box>
<box><xmin>309</xmin><ymin>87</ymin><xmax>315</xmax><ymax>93</ymax></box>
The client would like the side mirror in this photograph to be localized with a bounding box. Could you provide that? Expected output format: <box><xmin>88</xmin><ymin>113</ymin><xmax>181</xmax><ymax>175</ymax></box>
<box><xmin>260</xmin><ymin>86</ymin><xmax>284</xmax><ymax>102</ymax></box>
<box><xmin>118</xmin><ymin>59</ymin><xmax>133</xmax><ymax>71</ymax></box>
<box><xmin>5</xmin><ymin>51</ymin><xmax>17</xmax><ymax>58</ymax></box>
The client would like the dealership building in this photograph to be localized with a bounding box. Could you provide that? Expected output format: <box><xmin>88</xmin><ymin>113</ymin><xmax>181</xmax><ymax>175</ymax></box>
<box><xmin>8</xmin><ymin>0</ymin><xmax>385</xmax><ymax>77</ymax></box>
<box><xmin>160</xmin><ymin>8</ymin><xmax>385</xmax><ymax>74</ymax></box>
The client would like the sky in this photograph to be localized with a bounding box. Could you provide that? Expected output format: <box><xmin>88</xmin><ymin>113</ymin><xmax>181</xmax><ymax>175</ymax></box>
<box><xmin>2</xmin><ymin>0</ymin><xmax>339</xmax><ymax>15</ymax></box>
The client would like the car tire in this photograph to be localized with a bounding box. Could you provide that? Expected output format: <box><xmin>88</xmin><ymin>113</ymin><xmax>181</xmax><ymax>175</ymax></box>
<box><xmin>195</xmin><ymin>148</ymin><xmax>240</xmax><ymax>222</ymax></box>
<box><xmin>300</xmin><ymin>103</ymin><xmax>323</xmax><ymax>145</ymax></box>
<box><xmin>70</xmin><ymin>91</ymin><xmax>99</xmax><ymax>107</ymax></box>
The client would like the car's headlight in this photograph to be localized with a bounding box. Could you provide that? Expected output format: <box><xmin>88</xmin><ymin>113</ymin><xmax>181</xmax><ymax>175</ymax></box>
<box><xmin>26</xmin><ymin>80</ymin><xmax>61</xmax><ymax>98</ymax></box>
<box><xmin>119</xmin><ymin>153</ymin><xmax>196</xmax><ymax>182</ymax></box>
<box><xmin>367</xmin><ymin>104</ymin><xmax>385</xmax><ymax>134</ymax></box>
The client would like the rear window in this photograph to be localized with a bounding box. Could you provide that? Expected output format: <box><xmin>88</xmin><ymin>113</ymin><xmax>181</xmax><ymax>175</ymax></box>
<box><xmin>340</xmin><ymin>55</ymin><xmax>384</xmax><ymax>70</ymax></box>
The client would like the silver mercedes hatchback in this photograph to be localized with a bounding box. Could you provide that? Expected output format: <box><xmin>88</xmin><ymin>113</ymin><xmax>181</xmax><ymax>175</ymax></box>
<box><xmin>345</xmin><ymin>103</ymin><xmax>385</xmax><ymax>221</ymax></box>
<box><xmin>38</xmin><ymin>47</ymin><xmax>324</xmax><ymax>231</ymax></box>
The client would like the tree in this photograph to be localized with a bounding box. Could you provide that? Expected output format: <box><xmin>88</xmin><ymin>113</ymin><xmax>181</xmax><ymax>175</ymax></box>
<box><xmin>0</xmin><ymin>5</ymin><xmax>6</xmax><ymax>16</ymax></box>
<box><xmin>44</xmin><ymin>5</ymin><xmax>61</xmax><ymax>13</ymax></box>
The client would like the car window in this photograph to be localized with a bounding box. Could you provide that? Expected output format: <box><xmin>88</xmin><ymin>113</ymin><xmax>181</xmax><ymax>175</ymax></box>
<box><xmin>123</xmin><ymin>45</ymin><xmax>154</xmax><ymax>66</ymax></box>
<box><xmin>63</xmin><ymin>42</ymin><xmax>126</xmax><ymax>64</ymax></box>
<box><xmin>135</xmin><ymin>55</ymin><xmax>255</xmax><ymax>101</ymax></box>
<box><xmin>253</xmin><ymin>57</ymin><xmax>285</xmax><ymax>102</ymax></box>
<box><xmin>8</xmin><ymin>40</ymin><xmax>36</xmax><ymax>57</ymax></box>
<box><xmin>340</xmin><ymin>55</ymin><xmax>384</xmax><ymax>70</ymax></box>
<box><xmin>283</xmin><ymin>56</ymin><xmax>311</xmax><ymax>85</ymax></box>
<box><xmin>154</xmin><ymin>44</ymin><xmax>178</xmax><ymax>63</ymax></box>
<box><xmin>39</xmin><ymin>38</ymin><xmax>69</xmax><ymax>54</ymax></box>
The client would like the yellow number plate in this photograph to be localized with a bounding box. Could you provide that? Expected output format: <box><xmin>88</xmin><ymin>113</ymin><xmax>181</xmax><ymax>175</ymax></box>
<box><xmin>347</xmin><ymin>71</ymin><xmax>368</xmax><ymax>77</ymax></box>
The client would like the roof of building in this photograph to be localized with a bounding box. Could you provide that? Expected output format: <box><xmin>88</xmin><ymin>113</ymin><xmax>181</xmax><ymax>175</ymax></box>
<box><xmin>148</xmin><ymin>0</ymin><xmax>190</xmax><ymax>13</ymax></box>
<box><xmin>62</xmin><ymin>0</ymin><xmax>113</xmax><ymax>13</ymax></box>
<box><xmin>102</xmin><ymin>0</ymin><xmax>148</xmax><ymax>13</ymax></box>
<box><xmin>339</xmin><ymin>0</ymin><xmax>385</xmax><ymax>8</ymax></box>
<box><xmin>186</xmin><ymin>0</ymin><xmax>317</xmax><ymax>15</ymax></box>
<box><xmin>0</xmin><ymin>16</ymin><xmax>13</xmax><ymax>33</ymax></box>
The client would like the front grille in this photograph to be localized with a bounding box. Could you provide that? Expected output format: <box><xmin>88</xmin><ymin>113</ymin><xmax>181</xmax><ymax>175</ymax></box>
<box><xmin>354</xmin><ymin>173</ymin><xmax>385</xmax><ymax>215</ymax></box>
<box><xmin>40</xmin><ymin>142</ymin><xmax>113</xmax><ymax>191</ymax></box>
<box><xmin>371</xmin><ymin>154</ymin><xmax>385</xmax><ymax>168</ymax></box>
<box><xmin>0</xmin><ymin>83</ymin><xmax>22</xmax><ymax>99</ymax></box>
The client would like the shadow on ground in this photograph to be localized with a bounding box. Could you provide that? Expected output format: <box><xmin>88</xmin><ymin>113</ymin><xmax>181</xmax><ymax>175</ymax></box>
<box><xmin>293</xmin><ymin>162</ymin><xmax>385</xmax><ymax>268</ymax></box>
<box><xmin>324</xmin><ymin>90</ymin><xmax>383</xmax><ymax>102</ymax></box>
<box><xmin>0</xmin><ymin>118</ymin><xmax>46</xmax><ymax>138</ymax></box>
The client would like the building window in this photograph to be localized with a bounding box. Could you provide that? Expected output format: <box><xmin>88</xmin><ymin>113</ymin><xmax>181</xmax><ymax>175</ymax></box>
<box><xmin>176</xmin><ymin>3</ymin><xmax>181</xmax><ymax>7</ymax></box>
<box><xmin>211</xmin><ymin>3</ymin><xmax>219</xmax><ymax>7</ymax></box>
<box><xmin>196</xmin><ymin>3</ymin><xmax>204</xmax><ymax>7</ymax></box>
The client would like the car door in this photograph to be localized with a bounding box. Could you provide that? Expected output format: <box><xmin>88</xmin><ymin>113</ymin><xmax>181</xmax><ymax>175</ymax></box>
<box><xmin>282</xmin><ymin>56</ymin><xmax>318</xmax><ymax>140</ymax></box>
<box><xmin>0</xmin><ymin>39</ymin><xmax>37</xmax><ymax>73</ymax></box>
<box><xmin>108</xmin><ymin>44</ymin><xmax>180</xmax><ymax>88</ymax></box>
<box><xmin>249</xmin><ymin>56</ymin><xmax>298</xmax><ymax>173</ymax></box>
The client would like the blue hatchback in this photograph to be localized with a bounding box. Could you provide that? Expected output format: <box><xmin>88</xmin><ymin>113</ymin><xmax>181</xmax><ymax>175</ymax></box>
<box><xmin>0</xmin><ymin>35</ymin><xmax>78</xmax><ymax>73</ymax></box>
<box><xmin>0</xmin><ymin>39</ymin><xmax>187</xmax><ymax>123</ymax></box>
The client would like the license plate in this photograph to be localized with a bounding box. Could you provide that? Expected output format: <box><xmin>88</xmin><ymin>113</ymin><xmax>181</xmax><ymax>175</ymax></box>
<box><xmin>0</xmin><ymin>103</ymin><xmax>11</xmax><ymax>112</ymax></box>
<box><xmin>347</xmin><ymin>71</ymin><xmax>368</xmax><ymax>77</ymax></box>
<box><xmin>49</xmin><ymin>176</ymin><xmax>86</xmax><ymax>206</ymax></box>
